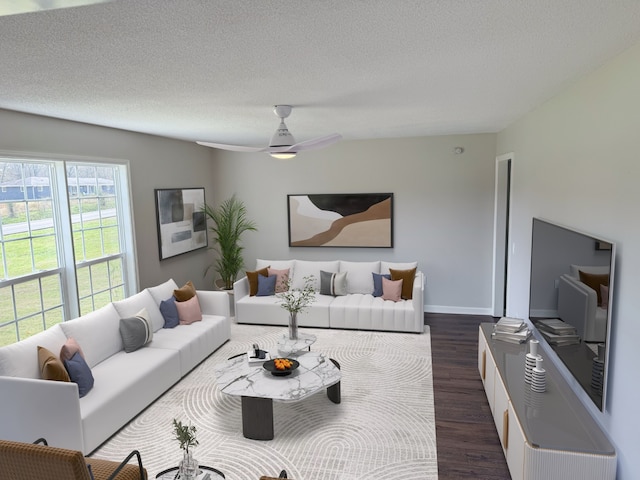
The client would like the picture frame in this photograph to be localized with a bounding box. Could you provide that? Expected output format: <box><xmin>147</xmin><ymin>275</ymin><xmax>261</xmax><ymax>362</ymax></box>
<box><xmin>287</xmin><ymin>193</ymin><xmax>393</xmax><ymax>247</ymax></box>
<box><xmin>155</xmin><ymin>188</ymin><xmax>207</xmax><ymax>260</ymax></box>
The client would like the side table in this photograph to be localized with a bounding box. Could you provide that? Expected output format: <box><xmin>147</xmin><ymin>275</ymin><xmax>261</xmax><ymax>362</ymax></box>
<box><xmin>277</xmin><ymin>332</ymin><xmax>316</xmax><ymax>356</ymax></box>
<box><xmin>156</xmin><ymin>465</ymin><xmax>225</xmax><ymax>479</ymax></box>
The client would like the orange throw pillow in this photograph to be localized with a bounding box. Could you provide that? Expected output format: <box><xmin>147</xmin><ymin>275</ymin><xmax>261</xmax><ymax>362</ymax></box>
<box><xmin>174</xmin><ymin>281</ymin><xmax>196</xmax><ymax>302</ymax></box>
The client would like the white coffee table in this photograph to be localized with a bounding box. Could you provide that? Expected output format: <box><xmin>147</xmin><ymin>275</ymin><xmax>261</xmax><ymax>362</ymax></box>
<box><xmin>214</xmin><ymin>351</ymin><xmax>341</xmax><ymax>440</ymax></box>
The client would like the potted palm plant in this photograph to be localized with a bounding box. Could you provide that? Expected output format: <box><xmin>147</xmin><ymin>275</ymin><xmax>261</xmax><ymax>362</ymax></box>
<box><xmin>202</xmin><ymin>195</ymin><xmax>257</xmax><ymax>290</ymax></box>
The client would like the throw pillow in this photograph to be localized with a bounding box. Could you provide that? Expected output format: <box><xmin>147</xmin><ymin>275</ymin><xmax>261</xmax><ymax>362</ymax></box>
<box><xmin>174</xmin><ymin>280</ymin><xmax>197</xmax><ymax>302</ymax></box>
<box><xmin>372</xmin><ymin>273</ymin><xmax>391</xmax><ymax>297</ymax></box>
<box><xmin>59</xmin><ymin>337</ymin><xmax>85</xmax><ymax>362</ymax></box>
<box><xmin>257</xmin><ymin>274</ymin><xmax>277</xmax><ymax>296</ymax></box>
<box><xmin>160</xmin><ymin>296</ymin><xmax>180</xmax><ymax>328</ymax></box>
<box><xmin>320</xmin><ymin>270</ymin><xmax>348</xmax><ymax>296</ymax></box>
<box><xmin>600</xmin><ymin>284</ymin><xmax>610</xmax><ymax>309</ymax></box>
<box><xmin>175</xmin><ymin>294</ymin><xmax>203</xmax><ymax>325</ymax></box>
<box><xmin>389</xmin><ymin>267</ymin><xmax>417</xmax><ymax>300</ymax></box>
<box><xmin>119</xmin><ymin>308</ymin><xmax>154</xmax><ymax>353</ymax></box>
<box><xmin>578</xmin><ymin>271</ymin><xmax>609</xmax><ymax>306</ymax></box>
<box><xmin>63</xmin><ymin>352</ymin><xmax>94</xmax><ymax>397</ymax></box>
<box><xmin>246</xmin><ymin>267</ymin><xmax>270</xmax><ymax>296</ymax></box>
<box><xmin>37</xmin><ymin>346</ymin><xmax>70</xmax><ymax>382</ymax></box>
<box><xmin>268</xmin><ymin>267</ymin><xmax>290</xmax><ymax>293</ymax></box>
<box><xmin>381</xmin><ymin>277</ymin><xmax>403</xmax><ymax>302</ymax></box>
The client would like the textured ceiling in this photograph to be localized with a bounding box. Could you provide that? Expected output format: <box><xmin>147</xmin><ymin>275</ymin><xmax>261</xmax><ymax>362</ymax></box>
<box><xmin>2</xmin><ymin>0</ymin><xmax>640</xmax><ymax>147</ymax></box>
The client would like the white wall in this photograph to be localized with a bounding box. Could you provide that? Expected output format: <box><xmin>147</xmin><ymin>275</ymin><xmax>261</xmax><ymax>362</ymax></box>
<box><xmin>209</xmin><ymin>134</ymin><xmax>497</xmax><ymax>313</ymax></box>
<box><xmin>0</xmin><ymin>109</ymin><xmax>216</xmax><ymax>290</ymax></box>
<box><xmin>498</xmin><ymin>40</ymin><xmax>640</xmax><ymax>479</ymax></box>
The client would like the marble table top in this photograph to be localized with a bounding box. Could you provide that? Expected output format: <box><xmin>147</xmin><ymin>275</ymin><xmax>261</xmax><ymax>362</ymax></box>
<box><xmin>276</xmin><ymin>332</ymin><xmax>317</xmax><ymax>356</ymax></box>
<box><xmin>214</xmin><ymin>351</ymin><xmax>341</xmax><ymax>402</ymax></box>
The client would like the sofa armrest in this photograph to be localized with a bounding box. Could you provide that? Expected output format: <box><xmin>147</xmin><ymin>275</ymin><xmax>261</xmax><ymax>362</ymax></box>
<box><xmin>233</xmin><ymin>276</ymin><xmax>249</xmax><ymax>299</ymax></box>
<box><xmin>196</xmin><ymin>290</ymin><xmax>231</xmax><ymax>318</ymax></box>
<box><xmin>558</xmin><ymin>274</ymin><xmax>597</xmax><ymax>340</ymax></box>
<box><xmin>412</xmin><ymin>271</ymin><xmax>425</xmax><ymax>332</ymax></box>
<box><xmin>0</xmin><ymin>376</ymin><xmax>84</xmax><ymax>452</ymax></box>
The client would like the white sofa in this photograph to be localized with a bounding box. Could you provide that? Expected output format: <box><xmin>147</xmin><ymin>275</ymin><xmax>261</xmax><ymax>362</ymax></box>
<box><xmin>557</xmin><ymin>264</ymin><xmax>610</xmax><ymax>343</ymax></box>
<box><xmin>0</xmin><ymin>279</ymin><xmax>231</xmax><ymax>455</ymax></box>
<box><xmin>234</xmin><ymin>260</ymin><xmax>425</xmax><ymax>333</ymax></box>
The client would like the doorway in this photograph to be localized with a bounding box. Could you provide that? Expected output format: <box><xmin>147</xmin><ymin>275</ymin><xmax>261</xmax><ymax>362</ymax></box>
<box><xmin>492</xmin><ymin>153</ymin><xmax>513</xmax><ymax>318</ymax></box>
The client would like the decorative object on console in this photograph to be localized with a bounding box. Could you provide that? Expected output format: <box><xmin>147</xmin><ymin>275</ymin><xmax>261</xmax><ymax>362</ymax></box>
<box><xmin>275</xmin><ymin>275</ymin><xmax>316</xmax><ymax>340</ymax></box>
<box><xmin>287</xmin><ymin>193</ymin><xmax>393</xmax><ymax>247</ymax></box>
<box><xmin>491</xmin><ymin>317</ymin><xmax>531</xmax><ymax>344</ymax></box>
<box><xmin>531</xmin><ymin>356</ymin><xmax>546</xmax><ymax>393</ymax></box>
<box><xmin>172</xmin><ymin>419</ymin><xmax>199</xmax><ymax>480</ymax></box>
<box><xmin>202</xmin><ymin>195</ymin><xmax>258</xmax><ymax>290</ymax></box>
<box><xmin>524</xmin><ymin>339</ymin><xmax>540</xmax><ymax>385</ymax></box>
<box><xmin>155</xmin><ymin>188</ymin><xmax>207</xmax><ymax>261</ymax></box>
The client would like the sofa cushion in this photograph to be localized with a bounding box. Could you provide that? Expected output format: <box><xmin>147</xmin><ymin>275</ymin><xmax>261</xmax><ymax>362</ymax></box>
<box><xmin>173</xmin><ymin>281</ymin><xmax>197</xmax><ymax>302</ymax></box>
<box><xmin>257</xmin><ymin>274</ymin><xmax>277</xmax><ymax>296</ymax></box>
<box><xmin>113</xmin><ymin>289</ymin><xmax>165</xmax><ymax>332</ymax></box>
<box><xmin>38</xmin><ymin>346</ymin><xmax>71</xmax><ymax>382</ymax></box>
<box><xmin>246</xmin><ymin>267</ymin><xmax>270</xmax><ymax>296</ymax></box>
<box><xmin>176</xmin><ymin>295</ymin><xmax>203</xmax><ymax>325</ymax></box>
<box><xmin>119</xmin><ymin>308</ymin><xmax>154</xmax><ymax>353</ymax></box>
<box><xmin>59</xmin><ymin>337</ymin><xmax>85</xmax><ymax>362</ymax></box>
<box><xmin>390</xmin><ymin>267</ymin><xmax>417</xmax><ymax>300</ymax></box>
<box><xmin>147</xmin><ymin>278</ymin><xmax>179</xmax><ymax>306</ymax></box>
<box><xmin>64</xmin><ymin>351</ymin><xmax>94</xmax><ymax>397</ymax></box>
<box><xmin>160</xmin><ymin>296</ymin><xmax>180</xmax><ymax>328</ymax></box>
<box><xmin>320</xmin><ymin>270</ymin><xmax>348</xmax><ymax>296</ymax></box>
<box><xmin>372</xmin><ymin>273</ymin><xmax>391</xmax><ymax>297</ymax></box>
<box><xmin>268</xmin><ymin>268</ymin><xmax>290</xmax><ymax>293</ymax></box>
<box><xmin>340</xmin><ymin>261</ymin><xmax>380</xmax><ymax>294</ymax></box>
<box><xmin>0</xmin><ymin>324</ymin><xmax>68</xmax><ymax>378</ymax></box>
<box><xmin>292</xmin><ymin>260</ymin><xmax>340</xmax><ymax>291</ymax></box>
<box><xmin>382</xmin><ymin>277</ymin><xmax>403</xmax><ymax>302</ymax></box>
<box><xmin>381</xmin><ymin>261</ymin><xmax>418</xmax><ymax>274</ymax></box>
<box><xmin>59</xmin><ymin>303</ymin><xmax>123</xmax><ymax>368</ymax></box>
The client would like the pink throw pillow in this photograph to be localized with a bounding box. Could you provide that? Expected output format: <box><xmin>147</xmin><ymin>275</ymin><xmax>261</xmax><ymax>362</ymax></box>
<box><xmin>60</xmin><ymin>337</ymin><xmax>85</xmax><ymax>361</ymax></box>
<box><xmin>176</xmin><ymin>295</ymin><xmax>203</xmax><ymax>325</ymax></box>
<box><xmin>381</xmin><ymin>277</ymin><xmax>403</xmax><ymax>302</ymax></box>
<box><xmin>268</xmin><ymin>268</ymin><xmax>290</xmax><ymax>293</ymax></box>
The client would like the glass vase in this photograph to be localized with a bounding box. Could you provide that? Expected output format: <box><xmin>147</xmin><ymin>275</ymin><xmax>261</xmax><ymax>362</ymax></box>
<box><xmin>179</xmin><ymin>450</ymin><xmax>199</xmax><ymax>479</ymax></box>
<box><xmin>288</xmin><ymin>312</ymin><xmax>298</xmax><ymax>340</ymax></box>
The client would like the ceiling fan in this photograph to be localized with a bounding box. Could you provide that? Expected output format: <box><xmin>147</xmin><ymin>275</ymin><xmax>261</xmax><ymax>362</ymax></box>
<box><xmin>196</xmin><ymin>105</ymin><xmax>342</xmax><ymax>159</ymax></box>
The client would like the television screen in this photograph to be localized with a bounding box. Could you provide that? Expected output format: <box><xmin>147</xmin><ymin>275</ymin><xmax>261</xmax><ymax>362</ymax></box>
<box><xmin>529</xmin><ymin>218</ymin><xmax>615</xmax><ymax>411</ymax></box>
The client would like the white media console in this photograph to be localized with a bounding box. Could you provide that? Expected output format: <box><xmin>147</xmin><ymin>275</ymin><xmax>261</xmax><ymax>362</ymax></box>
<box><xmin>478</xmin><ymin>324</ymin><xmax>616</xmax><ymax>480</ymax></box>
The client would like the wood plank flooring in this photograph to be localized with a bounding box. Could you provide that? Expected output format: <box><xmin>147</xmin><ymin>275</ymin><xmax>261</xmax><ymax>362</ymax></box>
<box><xmin>426</xmin><ymin>313</ymin><xmax>512</xmax><ymax>480</ymax></box>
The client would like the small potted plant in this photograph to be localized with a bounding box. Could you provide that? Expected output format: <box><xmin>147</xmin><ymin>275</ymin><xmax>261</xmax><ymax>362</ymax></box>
<box><xmin>173</xmin><ymin>419</ymin><xmax>199</xmax><ymax>479</ymax></box>
<box><xmin>276</xmin><ymin>275</ymin><xmax>316</xmax><ymax>340</ymax></box>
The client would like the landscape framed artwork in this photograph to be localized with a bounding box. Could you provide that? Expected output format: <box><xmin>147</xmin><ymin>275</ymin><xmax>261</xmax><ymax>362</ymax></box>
<box><xmin>155</xmin><ymin>188</ymin><xmax>207</xmax><ymax>260</ymax></box>
<box><xmin>287</xmin><ymin>193</ymin><xmax>393</xmax><ymax>247</ymax></box>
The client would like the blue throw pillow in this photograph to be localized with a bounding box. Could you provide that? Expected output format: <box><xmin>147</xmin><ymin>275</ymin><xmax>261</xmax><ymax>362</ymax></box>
<box><xmin>160</xmin><ymin>296</ymin><xmax>180</xmax><ymax>328</ymax></box>
<box><xmin>256</xmin><ymin>274</ymin><xmax>277</xmax><ymax>296</ymax></box>
<box><xmin>372</xmin><ymin>273</ymin><xmax>391</xmax><ymax>297</ymax></box>
<box><xmin>63</xmin><ymin>352</ymin><xmax>94</xmax><ymax>398</ymax></box>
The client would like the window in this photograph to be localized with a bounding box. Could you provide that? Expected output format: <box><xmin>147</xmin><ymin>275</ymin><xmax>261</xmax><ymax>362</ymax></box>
<box><xmin>0</xmin><ymin>158</ymin><xmax>137</xmax><ymax>346</ymax></box>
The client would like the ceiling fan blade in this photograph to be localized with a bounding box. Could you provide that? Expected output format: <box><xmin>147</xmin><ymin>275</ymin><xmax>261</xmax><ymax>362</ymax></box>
<box><xmin>289</xmin><ymin>133</ymin><xmax>343</xmax><ymax>152</ymax></box>
<box><xmin>196</xmin><ymin>141</ymin><xmax>269</xmax><ymax>152</ymax></box>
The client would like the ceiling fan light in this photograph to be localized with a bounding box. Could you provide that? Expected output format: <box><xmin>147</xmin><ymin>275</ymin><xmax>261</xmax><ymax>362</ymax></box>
<box><xmin>270</xmin><ymin>151</ymin><xmax>297</xmax><ymax>160</ymax></box>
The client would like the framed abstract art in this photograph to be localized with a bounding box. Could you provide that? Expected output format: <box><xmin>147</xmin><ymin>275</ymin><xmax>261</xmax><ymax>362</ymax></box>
<box><xmin>155</xmin><ymin>188</ymin><xmax>207</xmax><ymax>260</ymax></box>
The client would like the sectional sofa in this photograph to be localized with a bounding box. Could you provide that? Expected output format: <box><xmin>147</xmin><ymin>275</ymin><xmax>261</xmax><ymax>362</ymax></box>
<box><xmin>234</xmin><ymin>259</ymin><xmax>425</xmax><ymax>333</ymax></box>
<box><xmin>0</xmin><ymin>279</ymin><xmax>231</xmax><ymax>455</ymax></box>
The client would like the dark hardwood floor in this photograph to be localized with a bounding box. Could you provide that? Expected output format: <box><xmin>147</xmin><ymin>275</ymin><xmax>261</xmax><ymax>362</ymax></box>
<box><xmin>426</xmin><ymin>313</ymin><xmax>512</xmax><ymax>480</ymax></box>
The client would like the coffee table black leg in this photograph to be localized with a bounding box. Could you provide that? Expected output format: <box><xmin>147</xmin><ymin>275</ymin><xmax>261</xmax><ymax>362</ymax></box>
<box><xmin>327</xmin><ymin>358</ymin><xmax>341</xmax><ymax>404</ymax></box>
<box><xmin>241</xmin><ymin>396</ymin><xmax>274</xmax><ymax>440</ymax></box>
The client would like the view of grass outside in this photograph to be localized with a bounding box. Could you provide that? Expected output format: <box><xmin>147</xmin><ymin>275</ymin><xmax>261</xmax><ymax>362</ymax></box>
<box><xmin>0</xmin><ymin>211</ymin><xmax>122</xmax><ymax>347</ymax></box>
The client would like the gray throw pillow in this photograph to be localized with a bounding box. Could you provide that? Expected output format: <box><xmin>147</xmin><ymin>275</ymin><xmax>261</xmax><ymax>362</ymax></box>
<box><xmin>320</xmin><ymin>270</ymin><xmax>348</xmax><ymax>296</ymax></box>
<box><xmin>119</xmin><ymin>308</ymin><xmax>153</xmax><ymax>353</ymax></box>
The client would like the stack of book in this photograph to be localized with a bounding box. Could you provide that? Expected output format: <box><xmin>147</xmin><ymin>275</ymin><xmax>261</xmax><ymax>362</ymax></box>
<box><xmin>492</xmin><ymin>317</ymin><xmax>531</xmax><ymax>344</ymax></box>
<box><xmin>536</xmin><ymin>318</ymin><xmax>580</xmax><ymax>346</ymax></box>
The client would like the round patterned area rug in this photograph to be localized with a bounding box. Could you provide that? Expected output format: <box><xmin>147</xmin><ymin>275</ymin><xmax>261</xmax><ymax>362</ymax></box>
<box><xmin>91</xmin><ymin>324</ymin><xmax>437</xmax><ymax>480</ymax></box>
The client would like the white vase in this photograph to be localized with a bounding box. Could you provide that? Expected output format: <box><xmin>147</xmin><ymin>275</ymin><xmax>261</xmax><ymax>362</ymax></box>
<box><xmin>179</xmin><ymin>450</ymin><xmax>199</xmax><ymax>479</ymax></box>
<box><xmin>289</xmin><ymin>312</ymin><xmax>298</xmax><ymax>340</ymax></box>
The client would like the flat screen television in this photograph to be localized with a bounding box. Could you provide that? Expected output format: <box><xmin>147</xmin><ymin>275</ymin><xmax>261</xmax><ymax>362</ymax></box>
<box><xmin>529</xmin><ymin>218</ymin><xmax>615</xmax><ymax>411</ymax></box>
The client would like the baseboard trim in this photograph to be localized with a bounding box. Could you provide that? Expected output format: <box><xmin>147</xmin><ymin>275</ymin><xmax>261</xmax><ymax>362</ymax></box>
<box><xmin>424</xmin><ymin>305</ymin><xmax>494</xmax><ymax>316</ymax></box>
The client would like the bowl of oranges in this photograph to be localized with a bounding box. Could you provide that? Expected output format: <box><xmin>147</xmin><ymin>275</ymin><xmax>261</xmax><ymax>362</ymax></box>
<box><xmin>263</xmin><ymin>357</ymin><xmax>300</xmax><ymax>376</ymax></box>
